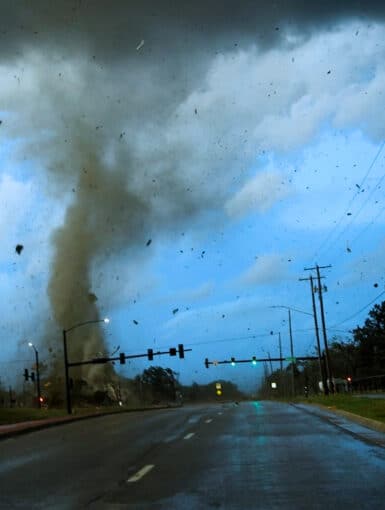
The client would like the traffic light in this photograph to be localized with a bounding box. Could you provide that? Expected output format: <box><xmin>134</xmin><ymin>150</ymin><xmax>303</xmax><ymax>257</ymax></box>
<box><xmin>30</xmin><ymin>372</ymin><xmax>35</xmax><ymax>382</ymax></box>
<box><xmin>252</xmin><ymin>356</ymin><xmax>257</xmax><ymax>366</ymax></box>
<box><xmin>178</xmin><ymin>344</ymin><xmax>185</xmax><ymax>359</ymax></box>
<box><xmin>23</xmin><ymin>369</ymin><xmax>29</xmax><ymax>381</ymax></box>
<box><xmin>216</xmin><ymin>389</ymin><xmax>222</xmax><ymax>396</ymax></box>
<box><xmin>147</xmin><ymin>348</ymin><xmax>154</xmax><ymax>361</ymax></box>
<box><xmin>119</xmin><ymin>353</ymin><xmax>126</xmax><ymax>364</ymax></box>
<box><xmin>169</xmin><ymin>347</ymin><xmax>177</xmax><ymax>356</ymax></box>
<box><xmin>231</xmin><ymin>357</ymin><xmax>236</xmax><ymax>366</ymax></box>
<box><xmin>205</xmin><ymin>358</ymin><xmax>209</xmax><ymax>368</ymax></box>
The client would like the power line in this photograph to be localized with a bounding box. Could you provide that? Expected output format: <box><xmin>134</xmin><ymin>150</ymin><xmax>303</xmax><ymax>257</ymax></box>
<box><xmin>331</xmin><ymin>289</ymin><xmax>385</xmax><ymax>328</ymax></box>
<box><xmin>329</xmin><ymin>167</ymin><xmax>385</xmax><ymax>252</ymax></box>
<box><xmin>314</xmin><ymin>140</ymin><xmax>385</xmax><ymax>259</ymax></box>
<box><xmin>350</xmin><ymin>202</ymin><xmax>385</xmax><ymax>246</ymax></box>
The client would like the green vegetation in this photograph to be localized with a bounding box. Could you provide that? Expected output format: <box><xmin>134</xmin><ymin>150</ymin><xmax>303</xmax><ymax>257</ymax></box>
<box><xmin>301</xmin><ymin>394</ymin><xmax>385</xmax><ymax>424</ymax></box>
<box><xmin>0</xmin><ymin>408</ymin><xmax>67</xmax><ymax>426</ymax></box>
<box><xmin>0</xmin><ymin>402</ymin><xmax>171</xmax><ymax>426</ymax></box>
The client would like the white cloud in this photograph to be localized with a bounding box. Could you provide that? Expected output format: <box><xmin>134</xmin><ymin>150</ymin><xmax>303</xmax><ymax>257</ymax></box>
<box><xmin>237</xmin><ymin>254</ymin><xmax>288</xmax><ymax>286</ymax></box>
<box><xmin>160</xmin><ymin>280</ymin><xmax>215</xmax><ymax>305</ymax></box>
<box><xmin>225</xmin><ymin>170</ymin><xmax>290</xmax><ymax>218</ymax></box>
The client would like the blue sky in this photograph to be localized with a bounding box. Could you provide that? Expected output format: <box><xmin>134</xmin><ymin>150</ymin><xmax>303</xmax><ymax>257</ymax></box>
<box><xmin>1</xmin><ymin>16</ymin><xmax>385</xmax><ymax>391</ymax></box>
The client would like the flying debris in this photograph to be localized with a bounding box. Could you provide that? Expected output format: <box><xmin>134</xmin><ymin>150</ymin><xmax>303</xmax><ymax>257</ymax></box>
<box><xmin>172</xmin><ymin>308</ymin><xmax>179</xmax><ymax>315</ymax></box>
<box><xmin>146</xmin><ymin>239</ymin><xmax>152</xmax><ymax>246</ymax></box>
<box><xmin>374</xmin><ymin>283</ymin><xmax>379</xmax><ymax>288</ymax></box>
<box><xmin>327</xmin><ymin>70</ymin><xmax>331</xmax><ymax>74</ymax></box>
<box><xmin>88</xmin><ymin>292</ymin><xmax>98</xmax><ymax>303</ymax></box>
<box><xmin>133</xmin><ymin>319</ymin><xmax>139</xmax><ymax>325</ymax></box>
<box><xmin>15</xmin><ymin>244</ymin><xmax>24</xmax><ymax>255</ymax></box>
<box><xmin>136</xmin><ymin>39</ymin><xmax>145</xmax><ymax>51</ymax></box>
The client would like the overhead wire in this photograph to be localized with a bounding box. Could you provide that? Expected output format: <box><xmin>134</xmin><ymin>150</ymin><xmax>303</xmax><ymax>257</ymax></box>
<box><xmin>313</xmin><ymin>139</ymin><xmax>385</xmax><ymax>259</ymax></box>
<box><xmin>329</xmin><ymin>165</ymin><xmax>385</xmax><ymax>253</ymax></box>
<box><xmin>330</xmin><ymin>289</ymin><xmax>385</xmax><ymax>328</ymax></box>
<box><xmin>350</xmin><ymin>201</ymin><xmax>385</xmax><ymax>246</ymax></box>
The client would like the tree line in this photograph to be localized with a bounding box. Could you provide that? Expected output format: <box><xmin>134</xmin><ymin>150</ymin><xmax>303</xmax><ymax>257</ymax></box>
<box><xmin>259</xmin><ymin>300</ymin><xmax>385</xmax><ymax>397</ymax></box>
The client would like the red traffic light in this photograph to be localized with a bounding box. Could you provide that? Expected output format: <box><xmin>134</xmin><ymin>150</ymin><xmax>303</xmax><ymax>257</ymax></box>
<box><xmin>347</xmin><ymin>376</ymin><xmax>352</xmax><ymax>383</ymax></box>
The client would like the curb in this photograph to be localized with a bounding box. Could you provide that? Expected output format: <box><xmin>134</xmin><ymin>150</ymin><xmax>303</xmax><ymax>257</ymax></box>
<box><xmin>0</xmin><ymin>404</ymin><xmax>179</xmax><ymax>441</ymax></box>
<box><xmin>297</xmin><ymin>402</ymin><xmax>385</xmax><ymax>434</ymax></box>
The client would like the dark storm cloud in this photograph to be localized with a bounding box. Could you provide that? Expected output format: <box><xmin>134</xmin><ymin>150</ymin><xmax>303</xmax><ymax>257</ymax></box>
<box><xmin>1</xmin><ymin>0</ymin><xmax>385</xmax><ymax>62</ymax></box>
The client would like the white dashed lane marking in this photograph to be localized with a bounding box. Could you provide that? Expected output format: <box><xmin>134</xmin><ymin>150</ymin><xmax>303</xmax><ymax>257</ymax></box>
<box><xmin>183</xmin><ymin>432</ymin><xmax>195</xmax><ymax>440</ymax></box>
<box><xmin>127</xmin><ymin>464</ymin><xmax>155</xmax><ymax>483</ymax></box>
<box><xmin>205</xmin><ymin>419</ymin><xmax>213</xmax><ymax>423</ymax></box>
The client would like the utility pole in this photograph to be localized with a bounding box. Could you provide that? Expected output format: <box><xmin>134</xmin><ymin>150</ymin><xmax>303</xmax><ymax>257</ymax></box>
<box><xmin>299</xmin><ymin>275</ymin><xmax>328</xmax><ymax>395</ymax></box>
<box><xmin>288</xmin><ymin>309</ymin><xmax>295</xmax><ymax>397</ymax></box>
<box><xmin>304</xmin><ymin>264</ymin><xmax>334</xmax><ymax>393</ymax></box>
<box><xmin>278</xmin><ymin>332</ymin><xmax>283</xmax><ymax>371</ymax></box>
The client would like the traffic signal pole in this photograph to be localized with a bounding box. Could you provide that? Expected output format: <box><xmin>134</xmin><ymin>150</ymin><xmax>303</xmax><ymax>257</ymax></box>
<box><xmin>63</xmin><ymin>329</ymin><xmax>72</xmax><ymax>415</ymax></box>
<box><xmin>34</xmin><ymin>348</ymin><xmax>42</xmax><ymax>409</ymax></box>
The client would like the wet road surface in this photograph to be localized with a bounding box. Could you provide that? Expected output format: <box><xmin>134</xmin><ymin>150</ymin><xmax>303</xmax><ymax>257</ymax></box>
<box><xmin>1</xmin><ymin>401</ymin><xmax>385</xmax><ymax>509</ymax></box>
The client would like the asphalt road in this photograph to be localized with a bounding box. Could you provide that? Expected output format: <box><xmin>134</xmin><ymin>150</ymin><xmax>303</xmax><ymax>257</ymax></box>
<box><xmin>1</xmin><ymin>401</ymin><xmax>385</xmax><ymax>509</ymax></box>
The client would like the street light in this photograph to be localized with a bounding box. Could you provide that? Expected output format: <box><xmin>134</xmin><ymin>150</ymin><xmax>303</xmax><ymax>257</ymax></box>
<box><xmin>270</xmin><ymin>305</ymin><xmax>327</xmax><ymax>396</ymax></box>
<box><xmin>28</xmin><ymin>342</ymin><xmax>42</xmax><ymax>409</ymax></box>
<box><xmin>63</xmin><ymin>317</ymin><xmax>110</xmax><ymax>415</ymax></box>
<box><xmin>269</xmin><ymin>305</ymin><xmax>308</xmax><ymax>397</ymax></box>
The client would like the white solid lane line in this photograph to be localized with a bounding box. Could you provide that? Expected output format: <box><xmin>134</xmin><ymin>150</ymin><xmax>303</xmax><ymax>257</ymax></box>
<box><xmin>127</xmin><ymin>464</ymin><xmax>155</xmax><ymax>483</ymax></box>
<box><xmin>205</xmin><ymin>419</ymin><xmax>213</xmax><ymax>423</ymax></box>
<box><xmin>183</xmin><ymin>432</ymin><xmax>195</xmax><ymax>440</ymax></box>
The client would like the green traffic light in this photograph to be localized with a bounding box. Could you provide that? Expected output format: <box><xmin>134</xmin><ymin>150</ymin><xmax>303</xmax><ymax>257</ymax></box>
<box><xmin>252</xmin><ymin>358</ymin><xmax>257</xmax><ymax>365</ymax></box>
<box><xmin>231</xmin><ymin>357</ymin><xmax>236</xmax><ymax>366</ymax></box>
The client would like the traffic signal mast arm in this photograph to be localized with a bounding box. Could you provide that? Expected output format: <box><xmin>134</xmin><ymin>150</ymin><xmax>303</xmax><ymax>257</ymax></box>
<box><xmin>204</xmin><ymin>355</ymin><xmax>318</xmax><ymax>367</ymax></box>
<box><xmin>67</xmin><ymin>346</ymin><xmax>192</xmax><ymax>367</ymax></box>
